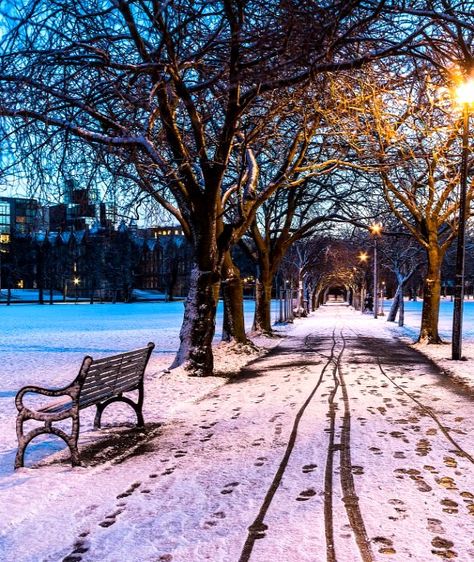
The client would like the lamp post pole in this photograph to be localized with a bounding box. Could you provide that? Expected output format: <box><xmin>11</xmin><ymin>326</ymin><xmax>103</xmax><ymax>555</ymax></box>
<box><xmin>358</xmin><ymin>251</ymin><xmax>368</xmax><ymax>314</ymax></box>
<box><xmin>373</xmin><ymin>237</ymin><xmax>379</xmax><ymax>319</ymax></box>
<box><xmin>369</xmin><ymin>224</ymin><xmax>382</xmax><ymax>319</ymax></box>
<box><xmin>452</xmin><ymin>102</ymin><xmax>470</xmax><ymax>360</ymax></box>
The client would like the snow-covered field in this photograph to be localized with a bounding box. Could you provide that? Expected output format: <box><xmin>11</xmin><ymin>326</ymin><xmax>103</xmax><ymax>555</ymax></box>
<box><xmin>1</xmin><ymin>299</ymin><xmax>474</xmax><ymax>561</ymax></box>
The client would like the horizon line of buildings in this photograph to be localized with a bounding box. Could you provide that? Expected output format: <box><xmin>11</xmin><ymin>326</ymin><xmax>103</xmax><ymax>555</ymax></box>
<box><xmin>0</xmin><ymin>189</ymin><xmax>192</xmax><ymax>300</ymax></box>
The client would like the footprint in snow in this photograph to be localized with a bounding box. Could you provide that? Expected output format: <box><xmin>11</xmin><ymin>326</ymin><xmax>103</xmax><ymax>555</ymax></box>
<box><xmin>116</xmin><ymin>481</ymin><xmax>141</xmax><ymax>499</ymax></box>
<box><xmin>221</xmin><ymin>482</ymin><xmax>240</xmax><ymax>495</ymax></box>
<box><xmin>427</xmin><ymin>518</ymin><xmax>445</xmax><ymax>534</ymax></box>
<box><xmin>296</xmin><ymin>488</ymin><xmax>317</xmax><ymax>501</ymax></box>
<box><xmin>436</xmin><ymin>476</ymin><xmax>457</xmax><ymax>490</ymax></box>
<box><xmin>393</xmin><ymin>451</ymin><xmax>406</xmax><ymax>459</ymax></box>
<box><xmin>98</xmin><ymin>508</ymin><xmax>124</xmax><ymax>528</ymax></box>
<box><xmin>254</xmin><ymin>456</ymin><xmax>267</xmax><ymax>467</ymax></box>
<box><xmin>372</xmin><ymin>536</ymin><xmax>396</xmax><ymax>555</ymax></box>
<box><xmin>431</xmin><ymin>536</ymin><xmax>456</xmax><ymax>559</ymax></box>
<box><xmin>63</xmin><ymin>534</ymin><xmax>91</xmax><ymax>562</ymax></box>
<box><xmin>369</xmin><ymin>447</ymin><xmax>383</xmax><ymax>456</ymax></box>
<box><xmin>440</xmin><ymin>498</ymin><xmax>459</xmax><ymax>514</ymax></box>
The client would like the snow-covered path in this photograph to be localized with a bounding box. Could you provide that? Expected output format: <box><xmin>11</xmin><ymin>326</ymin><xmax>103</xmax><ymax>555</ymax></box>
<box><xmin>1</xmin><ymin>305</ymin><xmax>474</xmax><ymax>561</ymax></box>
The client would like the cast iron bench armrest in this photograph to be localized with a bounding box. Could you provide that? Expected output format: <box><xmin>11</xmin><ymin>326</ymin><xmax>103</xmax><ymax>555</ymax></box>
<box><xmin>15</xmin><ymin>384</ymin><xmax>78</xmax><ymax>413</ymax></box>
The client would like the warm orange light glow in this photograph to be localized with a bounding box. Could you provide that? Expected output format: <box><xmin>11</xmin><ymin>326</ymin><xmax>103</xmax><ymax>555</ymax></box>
<box><xmin>456</xmin><ymin>78</ymin><xmax>474</xmax><ymax>105</ymax></box>
<box><xmin>369</xmin><ymin>223</ymin><xmax>382</xmax><ymax>236</ymax></box>
<box><xmin>358</xmin><ymin>251</ymin><xmax>368</xmax><ymax>262</ymax></box>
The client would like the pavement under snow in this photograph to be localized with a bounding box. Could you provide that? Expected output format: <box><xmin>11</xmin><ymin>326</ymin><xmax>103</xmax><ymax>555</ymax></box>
<box><xmin>1</xmin><ymin>304</ymin><xmax>474</xmax><ymax>562</ymax></box>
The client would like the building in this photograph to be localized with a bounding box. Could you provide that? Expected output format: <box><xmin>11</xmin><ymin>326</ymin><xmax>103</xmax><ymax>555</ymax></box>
<box><xmin>0</xmin><ymin>196</ymin><xmax>43</xmax><ymax>243</ymax></box>
<box><xmin>48</xmin><ymin>180</ymin><xmax>116</xmax><ymax>231</ymax></box>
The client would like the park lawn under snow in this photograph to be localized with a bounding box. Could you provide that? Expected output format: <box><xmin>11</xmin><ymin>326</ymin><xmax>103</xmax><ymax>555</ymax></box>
<box><xmin>0</xmin><ymin>298</ymin><xmax>473</xmax><ymax>561</ymax></box>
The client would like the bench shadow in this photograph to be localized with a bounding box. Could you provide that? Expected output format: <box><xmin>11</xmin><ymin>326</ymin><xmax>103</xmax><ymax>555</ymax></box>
<box><xmin>2</xmin><ymin>422</ymin><xmax>163</xmax><ymax>475</ymax></box>
<box><xmin>73</xmin><ymin>422</ymin><xmax>163</xmax><ymax>467</ymax></box>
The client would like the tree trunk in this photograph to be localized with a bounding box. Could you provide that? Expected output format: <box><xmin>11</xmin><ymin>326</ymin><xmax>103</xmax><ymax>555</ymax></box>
<box><xmin>418</xmin><ymin>248</ymin><xmax>443</xmax><ymax>343</ymax></box>
<box><xmin>312</xmin><ymin>288</ymin><xmax>321</xmax><ymax>310</ymax></box>
<box><xmin>387</xmin><ymin>286</ymin><xmax>401</xmax><ymax>322</ymax></box>
<box><xmin>398</xmin><ymin>291</ymin><xmax>405</xmax><ymax>327</ymax></box>
<box><xmin>221</xmin><ymin>251</ymin><xmax>247</xmax><ymax>343</ymax></box>
<box><xmin>171</xmin><ymin>265</ymin><xmax>220</xmax><ymax>376</ymax></box>
<box><xmin>253</xmin><ymin>262</ymin><xmax>273</xmax><ymax>334</ymax></box>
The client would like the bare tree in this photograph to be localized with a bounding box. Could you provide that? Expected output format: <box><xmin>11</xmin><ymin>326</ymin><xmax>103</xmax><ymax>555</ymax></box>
<box><xmin>0</xmin><ymin>1</ymin><xmax>425</xmax><ymax>374</ymax></box>
<box><xmin>381</xmin><ymin>231</ymin><xmax>424</xmax><ymax>326</ymax></box>
<box><xmin>325</xmin><ymin>58</ymin><xmax>474</xmax><ymax>342</ymax></box>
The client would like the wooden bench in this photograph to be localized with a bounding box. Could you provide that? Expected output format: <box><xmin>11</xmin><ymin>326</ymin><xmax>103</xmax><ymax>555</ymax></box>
<box><xmin>15</xmin><ymin>342</ymin><xmax>155</xmax><ymax>468</ymax></box>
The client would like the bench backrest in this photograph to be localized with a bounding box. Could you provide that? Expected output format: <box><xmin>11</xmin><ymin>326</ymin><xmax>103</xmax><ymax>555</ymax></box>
<box><xmin>77</xmin><ymin>343</ymin><xmax>154</xmax><ymax>408</ymax></box>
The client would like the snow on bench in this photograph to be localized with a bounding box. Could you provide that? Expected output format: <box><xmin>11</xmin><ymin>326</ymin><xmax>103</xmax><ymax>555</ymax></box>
<box><xmin>14</xmin><ymin>343</ymin><xmax>155</xmax><ymax>468</ymax></box>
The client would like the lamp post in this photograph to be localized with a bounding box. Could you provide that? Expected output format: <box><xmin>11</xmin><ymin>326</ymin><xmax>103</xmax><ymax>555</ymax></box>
<box><xmin>380</xmin><ymin>281</ymin><xmax>385</xmax><ymax>316</ymax></box>
<box><xmin>452</xmin><ymin>77</ymin><xmax>474</xmax><ymax>360</ymax></box>
<box><xmin>358</xmin><ymin>251</ymin><xmax>369</xmax><ymax>313</ymax></box>
<box><xmin>73</xmin><ymin>276</ymin><xmax>80</xmax><ymax>303</ymax></box>
<box><xmin>369</xmin><ymin>223</ymin><xmax>382</xmax><ymax>319</ymax></box>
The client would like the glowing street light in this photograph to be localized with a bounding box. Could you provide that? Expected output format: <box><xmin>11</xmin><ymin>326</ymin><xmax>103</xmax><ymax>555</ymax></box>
<box><xmin>73</xmin><ymin>276</ymin><xmax>80</xmax><ymax>303</ymax></box>
<box><xmin>358</xmin><ymin>251</ymin><xmax>369</xmax><ymax>313</ymax></box>
<box><xmin>452</xmin><ymin>77</ymin><xmax>474</xmax><ymax>360</ymax></box>
<box><xmin>369</xmin><ymin>223</ymin><xmax>382</xmax><ymax>319</ymax></box>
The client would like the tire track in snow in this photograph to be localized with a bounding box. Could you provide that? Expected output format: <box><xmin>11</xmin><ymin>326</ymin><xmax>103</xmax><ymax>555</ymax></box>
<box><xmin>239</xmin><ymin>328</ymin><xmax>374</xmax><ymax>562</ymax></box>
<box><xmin>238</xmin><ymin>329</ymin><xmax>340</xmax><ymax>562</ymax></box>
<box><xmin>337</xmin><ymin>330</ymin><xmax>374</xmax><ymax>562</ymax></box>
<box><xmin>323</xmin><ymin>330</ymin><xmax>341</xmax><ymax>562</ymax></box>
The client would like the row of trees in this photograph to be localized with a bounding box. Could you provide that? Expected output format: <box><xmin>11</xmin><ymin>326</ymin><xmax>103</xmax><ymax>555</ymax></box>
<box><xmin>1</xmin><ymin>1</ymin><xmax>473</xmax><ymax>375</ymax></box>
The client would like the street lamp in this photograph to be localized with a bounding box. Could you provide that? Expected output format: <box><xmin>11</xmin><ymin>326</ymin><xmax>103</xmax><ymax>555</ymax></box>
<box><xmin>452</xmin><ymin>77</ymin><xmax>474</xmax><ymax>360</ymax></box>
<box><xmin>369</xmin><ymin>223</ymin><xmax>382</xmax><ymax>319</ymax></box>
<box><xmin>73</xmin><ymin>276</ymin><xmax>80</xmax><ymax>302</ymax></box>
<box><xmin>358</xmin><ymin>251</ymin><xmax>369</xmax><ymax>313</ymax></box>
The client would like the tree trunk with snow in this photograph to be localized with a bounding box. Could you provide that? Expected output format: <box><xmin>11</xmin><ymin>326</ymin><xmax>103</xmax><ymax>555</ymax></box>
<box><xmin>171</xmin><ymin>266</ymin><xmax>220</xmax><ymax>376</ymax></box>
<box><xmin>387</xmin><ymin>287</ymin><xmax>401</xmax><ymax>322</ymax></box>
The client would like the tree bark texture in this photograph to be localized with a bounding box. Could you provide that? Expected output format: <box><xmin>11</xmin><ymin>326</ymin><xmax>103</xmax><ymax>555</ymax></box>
<box><xmin>418</xmin><ymin>248</ymin><xmax>443</xmax><ymax>343</ymax></box>
<box><xmin>171</xmin><ymin>266</ymin><xmax>220</xmax><ymax>376</ymax></box>
<box><xmin>221</xmin><ymin>252</ymin><xmax>248</xmax><ymax>344</ymax></box>
<box><xmin>253</xmin><ymin>264</ymin><xmax>273</xmax><ymax>334</ymax></box>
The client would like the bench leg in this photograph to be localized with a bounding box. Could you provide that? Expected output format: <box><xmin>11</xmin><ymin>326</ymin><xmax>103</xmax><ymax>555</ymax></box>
<box><xmin>94</xmin><ymin>396</ymin><xmax>144</xmax><ymax>428</ymax></box>
<box><xmin>94</xmin><ymin>403</ymin><xmax>104</xmax><ymax>429</ymax></box>
<box><xmin>15</xmin><ymin>415</ymin><xmax>81</xmax><ymax>468</ymax></box>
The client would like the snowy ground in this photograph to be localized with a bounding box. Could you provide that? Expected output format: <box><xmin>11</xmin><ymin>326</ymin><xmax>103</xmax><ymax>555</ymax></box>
<box><xmin>1</xmin><ymin>300</ymin><xmax>474</xmax><ymax>561</ymax></box>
